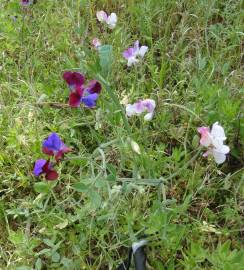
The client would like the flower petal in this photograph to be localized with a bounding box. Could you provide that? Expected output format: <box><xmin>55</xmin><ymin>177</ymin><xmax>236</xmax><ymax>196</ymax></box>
<box><xmin>138</xmin><ymin>46</ymin><xmax>148</xmax><ymax>58</ymax></box>
<box><xmin>126</xmin><ymin>104</ymin><xmax>136</xmax><ymax>117</ymax></box>
<box><xmin>86</xmin><ymin>80</ymin><xmax>102</xmax><ymax>94</ymax></box>
<box><xmin>45</xmin><ymin>170</ymin><xmax>59</xmax><ymax>181</ymax></box>
<box><xmin>69</xmin><ymin>92</ymin><xmax>82</xmax><ymax>107</ymax></box>
<box><xmin>144</xmin><ymin>112</ymin><xmax>154</xmax><ymax>121</ymax></box>
<box><xmin>212</xmin><ymin>149</ymin><xmax>227</xmax><ymax>164</ymax></box>
<box><xmin>123</xmin><ymin>48</ymin><xmax>135</xmax><ymax>59</ymax></box>
<box><xmin>42</xmin><ymin>147</ymin><xmax>54</xmax><ymax>156</ymax></box>
<box><xmin>211</xmin><ymin>122</ymin><xmax>226</xmax><ymax>141</ymax></box>
<box><xmin>81</xmin><ymin>93</ymin><xmax>99</xmax><ymax>107</ymax></box>
<box><xmin>197</xmin><ymin>127</ymin><xmax>211</xmax><ymax>147</ymax></box>
<box><xmin>63</xmin><ymin>72</ymin><xmax>85</xmax><ymax>88</ymax></box>
<box><xmin>96</xmin><ymin>11</ymin><xmax>108</xmax><ymax>22</ymax></box>
<box><xmin>42</xmin><ymin>133</ymin><xmax>62</xmax><ymax>152</ymax></box>
<box><xmin>33</xmin><ymin>159</ymin><xmax>46</xmax><ymax>176</ymax></box>
<box><xmin>106</xmin><ymin>13</ymin><xmax>117</xmax><ymax>29</ymax></box>
<box><xmin>142</xmin><ymin>99</ymin><xmax>156</xmax><ymax>113</ymax></box>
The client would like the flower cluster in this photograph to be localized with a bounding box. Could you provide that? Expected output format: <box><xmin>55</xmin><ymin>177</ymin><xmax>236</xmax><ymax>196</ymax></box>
<box><xmin>63</xmin><ymin>72</ymin><xmax>102</xmax><ymax>108</ymax></box>
<box><xmin>33</xmin><ymin>133</ymin><xmax>71</xmax><ymax>180</ymax></box>
<box><xmin>32</xmin><ymin>9</ymin><xmax>230</xmax><ymax>184</ymax></box>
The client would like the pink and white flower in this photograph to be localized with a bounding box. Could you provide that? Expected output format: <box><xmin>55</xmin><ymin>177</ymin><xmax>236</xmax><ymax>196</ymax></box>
<box><xmin>123</xmin><ymin>40</ymin><xmax>148</xmax><ymax>66</ymax></box>
<box><xmin>198</xmin><ymin>122</ymin><xmax>230</xmax><ymax>164</ymax></box>
<box><xmin>126</xmin><ymin>99</ymin><xmax>156</xmax><ymax>121</ymax></box>
<box><xmin>96</xmin><ymin>11</ymin><xmax>117</xmax><ymax>29</ymax></box>
<box><xmin>92</xmin><ymin>38</ymin><xmax>102</xmax><ymax>49</ymax></box>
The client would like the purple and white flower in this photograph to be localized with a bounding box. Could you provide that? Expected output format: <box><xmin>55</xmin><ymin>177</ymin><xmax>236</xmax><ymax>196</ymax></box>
<box><xmin>198</xmin><ymin>122</ymin><xmax>230</xmax><ymax>164</ymax></box>
<box><xmin>96</xmin><ymin>11</ymin><xmax>117</xmax><ymax>29</ymax></box>
<box><xmin>123</xmin><ymin>40</ymin><xmax>148</xmax><ymax>66</ymax></box>
<box><xmin>126</xmin><ymin>99</ymin><xmax>156</xmax><ymax>121</ymax></box>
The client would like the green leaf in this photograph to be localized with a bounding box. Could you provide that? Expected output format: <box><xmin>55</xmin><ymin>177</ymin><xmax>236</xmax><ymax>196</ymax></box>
<box><xmin>51</xmin><ymin>251</ymin><xmax>60</xmax><ymax>263</ymax></box>
<box><xmin>98</xmin><ymin>45</ymin><xmax>113</xmax><ymax>76</ymax></box>
<box><xmin>73</xmin><ymin>182</ymin><xmax>89</xmax><ymax>192</ymax></box>
<box><xmin>34</xmin><ymin>182</ymin><xmax>51</xmax><ymax>194</ymax></box>
<box><xmin>88</xmin><ymin>190</ymin><xmax>102</xmax><ymax>209</ymax></box>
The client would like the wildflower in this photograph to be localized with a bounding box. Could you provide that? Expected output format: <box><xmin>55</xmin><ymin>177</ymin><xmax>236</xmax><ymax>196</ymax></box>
<box><xmin>123</xmin><ymin>40</ymin><xmax>148</xmax><ymax>66</ymax></box>
<box><xmin>96</xmin><ymin>11</ymin><xmax>117</xmax><ymax>29</ymax></box>
<box><xmin>63</xmin><ymin>72</ymin><xmax>102</xmax><ymax>108</ymax></box>
<box><xmin>126</xmin><ymin>99</ymin><xmax>156</xmax><ymax>121</ymax></box>
<box><xmin>33</xmin><ymin>159</ymin><xmax>58</xmax><ymax>180</ymax></box>
<box><xmin>198</xmin><ymin>122</ymin><xmax>230</xmax><ymax>164</ymax></box>
<box><xmin>92</xmin><ymin>38</ymin><xmax>102</xmax><ymax>49</ymax></box>
<box><xmin>42</xmin><ymin>132</ymin><xmax>71</xmax><ymax>161</ymax></box>
<box><xmin>20</xmin><ymin>0</ymin><xmax>32</xmax><ymax>6</ymax></box>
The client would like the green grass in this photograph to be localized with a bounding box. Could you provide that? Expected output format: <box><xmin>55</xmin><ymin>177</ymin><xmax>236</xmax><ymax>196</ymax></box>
<box><xmin>0</xmin><ymin>0</ymin><xmax>243</xmax><ymax>269</ymax></box>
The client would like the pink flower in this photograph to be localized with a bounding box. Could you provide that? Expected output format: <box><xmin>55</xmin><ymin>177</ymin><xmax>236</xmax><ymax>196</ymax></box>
<box><xmin>123</xmin><ymin>40</ymin><xmax>148</xmax><ymax>66</ymax></box>
<box><xmin>198</xmin><ymin>122</ymin><xmax>230</xmax><ymax>164</ymax></box>
<box><xmin>92</xmin><ymin>38</ymin><xmax>102</xmax><ymax>49</ymax></box>
<box><xmin>126</xmin><ymin>99</ymin><xmax>156</xmax><ymax>121</ymax></box>
<box><xmin>96</xmin><ymin>11</ymin><xmax>117</xmax><ymax>29</ymax></box>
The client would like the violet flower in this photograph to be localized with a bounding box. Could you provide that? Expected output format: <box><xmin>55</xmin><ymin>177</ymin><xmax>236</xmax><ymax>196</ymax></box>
<box><xmin>63</xmin><ymin>72</ymin><xmax>102</xmax><ymax>108</ymax></box>
<box><xmin>126</xmin><ymin>99</ymin><xmax>156</xmax><ymax>121</ymax></box>
<box><xmin>123</xmin><ymin>40</ymin><xmax>148</xmax><ymax>67</ymax></box>
<box><xmin>42</xmin><ymin>133</ymin><xmax>71</xmax><ymax>161</ymax></box>
<box><xmin>33</xmin><ymin>159</ymin><xmax>58</xmax><ymax>181</ymax></box>
<box><xmin>198</xmin><ymin>122</ymin><xmax>230</xmax><ymax>164</ymax></box>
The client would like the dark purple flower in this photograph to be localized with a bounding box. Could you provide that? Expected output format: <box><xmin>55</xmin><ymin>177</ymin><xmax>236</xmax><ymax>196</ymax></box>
<box><xmin>33</xmin><ymin>159</ymin><xmax>58</xmax><ymax>181</ymax></box>
<box><xmin>63</xmin><ymin>72</ymin><xmax>102</xmax><ymax>108</ymax></box>
<box><xmin>42</xmin><ymin>133</ymin><xmax>71</xmax><ymax>161</ymax></box>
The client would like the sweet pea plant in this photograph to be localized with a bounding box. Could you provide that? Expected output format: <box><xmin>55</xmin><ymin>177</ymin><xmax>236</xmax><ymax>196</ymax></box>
<box><xmin>1</xmin><ymin>1</ymin><xmax>243</xmax><ymax>269</ymax></box>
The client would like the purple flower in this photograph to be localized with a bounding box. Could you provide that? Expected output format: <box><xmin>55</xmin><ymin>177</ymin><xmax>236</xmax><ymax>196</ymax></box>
<box><xmin>20</xmin><ymin>0</ymin><xmax>32</xmax><ymax>6</ymax></box>
<box><xmin>33</xmin><ymin>159</ymin><xmax>58</xmax><ymax>181</ymax></box>
<box><xmin>42</xmin><ymin>133</ymin><xmax>71</xmax><ymax>161</ymax></box>
<box><xmin>126</xmin><ymin>99</ymin><xmax>156</xmax><ymax>121</ymax></box>
<box><xmin>123</xmin><ymin>41</ymin><xmax>148</xmax><ymax>66</ymax></box>
<box><xmin>63</xmin><ymin>72</ymin><xmax>102</xmax><ymax>108</ymax></box>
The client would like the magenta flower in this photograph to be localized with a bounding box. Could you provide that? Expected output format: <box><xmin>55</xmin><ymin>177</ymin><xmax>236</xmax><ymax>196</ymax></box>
<box><xmin>33</xmin><ymin>159</ymin><xmax>58</xmax><ymax>181</ymax></box>
<box><xmin>63</xmin><ymin>72</ymin><xmax>102</xmax><ymax>108</ymax></box>
<box><xmin>123</xmin><ymin>41</ymin><xmax>148</xmax><ymax>67</ymax></box>
<box><xmin>42</xmin><ymin>133</ymin><xmax>71</xmax><ymax>162</ymax></box>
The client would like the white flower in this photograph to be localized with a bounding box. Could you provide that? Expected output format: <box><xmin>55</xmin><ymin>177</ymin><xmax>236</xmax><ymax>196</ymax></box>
<box><xmin>198</xmin><ymin>122</ymin><xmax>230</xmax><ymax>164</ymax></box>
